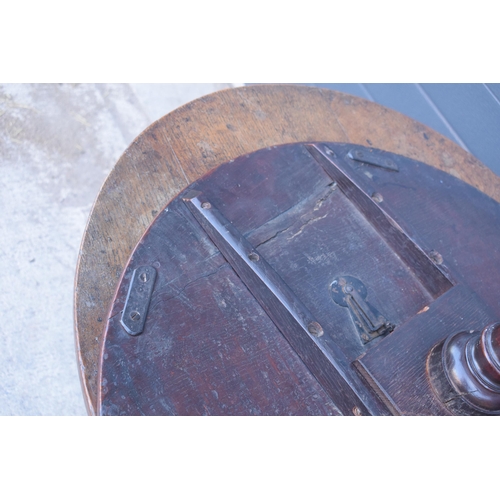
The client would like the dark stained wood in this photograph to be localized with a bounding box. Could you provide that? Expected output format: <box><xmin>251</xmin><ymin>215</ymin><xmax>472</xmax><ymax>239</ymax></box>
<box><xmin>99</xmin><ymin>196</ymin><xmax>341</xmax><ymax>416</ymax></box>
<box><xmin>75</xmin><ymin>85</ymin><xmax>500</xmax><ymax>414</ymax></box>
<box><xmin>98</xmin><ymin>142</ymin><xmax>500</xmax><ymax>415</ymax></box>
<box><xmin>357</xmin><ymin>286</ymin><xmax>496</xmax><ymax>415</ymax></box>
<box><xmin>183</xmin><ymin>192</ymin><xmax>382</xmax><ymax>416</ymax></box>
<box><xmin>307</xmin><ymin>144</ymin><xmax>453</xmax><ymax>299</ymax></box>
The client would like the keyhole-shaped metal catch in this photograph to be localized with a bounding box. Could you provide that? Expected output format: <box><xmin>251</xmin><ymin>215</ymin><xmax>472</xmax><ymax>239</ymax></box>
<box><xmin>331</xmin><ymin>276</ymin><xmax>394</xmax><ymax>344</ymax></box>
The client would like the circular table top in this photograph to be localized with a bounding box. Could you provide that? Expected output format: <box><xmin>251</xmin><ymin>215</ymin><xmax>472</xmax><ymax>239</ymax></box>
<box><xmin>75</xmin><ymin>84</ymin><xmax>500</xmax><ymax>415</ymax></box>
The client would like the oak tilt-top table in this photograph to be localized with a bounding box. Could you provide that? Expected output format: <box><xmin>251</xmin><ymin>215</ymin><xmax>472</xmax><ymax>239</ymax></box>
<box><xmin>75</xmin><ymin>85</ymin><xmax>500</xmax><ymax>416</ymax></box>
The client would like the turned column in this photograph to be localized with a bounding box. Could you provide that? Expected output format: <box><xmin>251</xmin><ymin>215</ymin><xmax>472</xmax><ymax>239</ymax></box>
<box><xmin>428</xmin><ymin>322</ymin><xmax>500</xmax><ymax>415</ymax></box>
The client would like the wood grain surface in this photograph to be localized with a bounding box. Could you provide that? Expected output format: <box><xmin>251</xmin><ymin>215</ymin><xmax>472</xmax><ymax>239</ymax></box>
<box><xmin>74</xmin><ymin>84</ymin><xmax>500</xmax><ymax>415</ymax></box>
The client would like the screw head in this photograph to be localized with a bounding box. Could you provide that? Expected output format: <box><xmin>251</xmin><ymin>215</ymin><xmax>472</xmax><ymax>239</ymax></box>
<box><xmin>344</xmin><ymin>284</ymin><xmax>354</xmax><ymax>293</ymax></box>
<box><xmin>352</xmin><ymin>407</ymin><xmax>362</xmax><ymax>416</ymax></box>
<box><xmin>130</xmin><ymin>311</ymin><xmax>141</xmax><ymax>321</ymax></box>
<box><xmin>139</xmin><ymin>272</ymin><xmax>148</xmax><ymax>282</ymax></box>
<box><xmin>429</xmin><ymin>250</ymin><xmax>443</xmax><ymax>265</ymax></box>
<box><xmin>201</xmin><ymin>202</ymin><xmax>212</xmax><ymax>210</ymax></box>
<box><xmin>307</xmin><ymin>321</ymin><xmax>324</xmax><ymax>337</ymax></box>
<box><xmin>248</xmin><ymin>252</ymin><xmax>260</xmax><ymax>262</ymax></box>
<box><xmin>371</xmin><ymin>192</ymin><xmax>383</xmax><ymax>203</ymax></box>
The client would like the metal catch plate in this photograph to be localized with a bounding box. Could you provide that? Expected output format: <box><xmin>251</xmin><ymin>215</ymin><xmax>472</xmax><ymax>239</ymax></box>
<box><xmin>120</xmin><ymin>266</ymin><xmax>157</xmax><ymax>336</ymax></box>
<box><xmin>331</xmin><ymin>276</ymin><xmax>394</xmax><ymax>344</ymax></box>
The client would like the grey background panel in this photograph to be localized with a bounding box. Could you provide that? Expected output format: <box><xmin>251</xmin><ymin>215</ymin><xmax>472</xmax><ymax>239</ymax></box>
<box><xmin>420</xmin><ymin>84</ymin><xmax>500</xmax><ymax>172</ymax></box>
<box><xmin>364</xmin><ymin>84</ymin><xmax>459</xmax><ymax>143</ymax></box>
<box><xmin>303</xmin><ymin>83</ymin><xmax>500</xmax><ymax>176</ymax></box>
<box><xmin>485</xmin><ymin>83</ymin><xmax>500</xmax><ymax>102</ymax></box>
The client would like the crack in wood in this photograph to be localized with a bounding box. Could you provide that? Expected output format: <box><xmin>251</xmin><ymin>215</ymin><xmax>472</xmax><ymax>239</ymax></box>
<box><xmin>254</xmin><ymin>223</ymin><xmax>296</xmax><ymax>249</ymax></box>
<box><xmin>314</xmin><ymin>184</ymin><xmax>337</xmax><ymax>211</ymax></box>
<box><xmin>287</xmin><ymin>214</ymin><xmax>328</xmax><ymax>241</ymax></box>
<box><xmin>254</xmin><ymin>187</ymin><xmax>336</xmax><ymax>249</ymax></box>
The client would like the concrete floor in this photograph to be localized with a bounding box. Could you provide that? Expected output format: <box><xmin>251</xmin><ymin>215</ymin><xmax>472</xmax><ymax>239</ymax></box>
<box><xmin>0</xmin><ymin>83</ymin><xmax>238</xmax><ymax>415</ymax></box>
